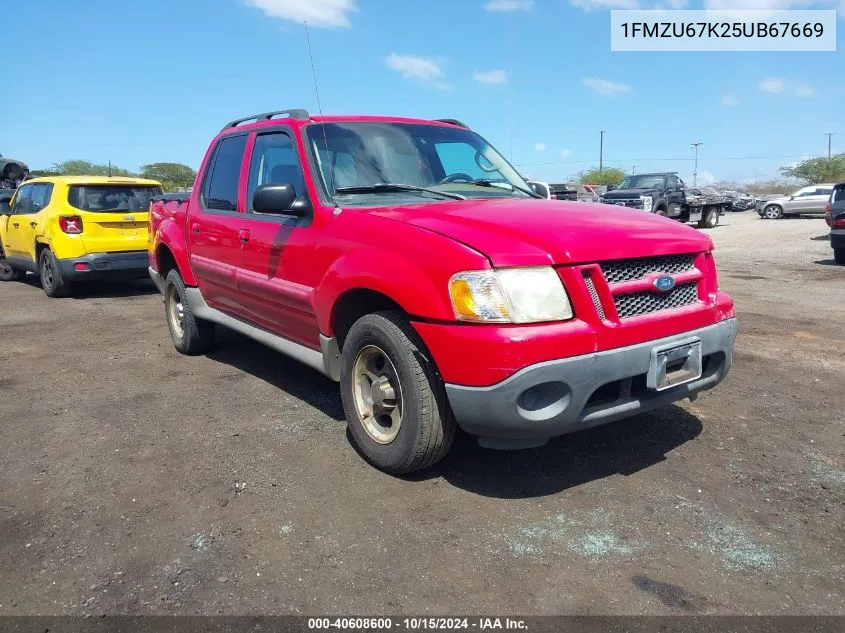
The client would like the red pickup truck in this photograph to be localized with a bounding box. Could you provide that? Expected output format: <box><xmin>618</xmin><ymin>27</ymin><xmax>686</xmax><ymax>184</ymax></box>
<box><xmin>148</xmin><ymin>109</ymin><xmax>737</xmax><ymax>474</ymax></box>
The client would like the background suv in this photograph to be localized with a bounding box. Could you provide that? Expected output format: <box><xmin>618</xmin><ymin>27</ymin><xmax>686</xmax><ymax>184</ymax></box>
<box><xmin>0</xmin><ymin>176</ymin><xmax>163</xmax><ymax>296</ymax></box>
<box><xmin>758</xmin><ymin>184</ymin><xmax>835</xmax><ymax>219</ymax></box>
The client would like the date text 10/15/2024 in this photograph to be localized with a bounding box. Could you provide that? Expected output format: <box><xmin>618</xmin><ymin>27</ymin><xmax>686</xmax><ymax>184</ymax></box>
<box><xmin>307</xmin><ymin>617</ymin><xmax>529</xmax><ymax>630</ymax></box>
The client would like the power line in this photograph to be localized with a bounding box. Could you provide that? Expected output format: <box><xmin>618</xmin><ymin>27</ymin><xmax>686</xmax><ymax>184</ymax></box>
<box><xmin>511</xmin><ymin>153</ymin><xmax>820</xmax><ymax>168</ymax></box>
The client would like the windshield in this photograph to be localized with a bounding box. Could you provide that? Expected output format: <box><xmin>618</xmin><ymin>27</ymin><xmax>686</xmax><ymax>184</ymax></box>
<box><xmin>67</xmin><ymin>185</ymin><xmax>162</xmax><ymax>212</ymax></box>
<box><xmin>617</xmin><ymin>175</ymin><xmax>667</xmax><ymax>189</ymax></box>
<box><xmin>305</xmin><ymin>122</ymin><xmax>533</xmax><ymax>204</ymax></box>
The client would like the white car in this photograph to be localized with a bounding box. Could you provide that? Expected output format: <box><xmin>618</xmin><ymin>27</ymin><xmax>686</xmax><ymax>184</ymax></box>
<box><xmin>757</xmin><ymin>184</ymin><xmax>835</xmax><ymax>219</ymax></box>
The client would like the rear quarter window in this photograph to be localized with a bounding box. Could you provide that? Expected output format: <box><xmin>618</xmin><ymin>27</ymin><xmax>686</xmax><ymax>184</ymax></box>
<box><xmin>833</xmin><ymin>186</ymin><xmax>845</xmax><ymax>203</ymax></box>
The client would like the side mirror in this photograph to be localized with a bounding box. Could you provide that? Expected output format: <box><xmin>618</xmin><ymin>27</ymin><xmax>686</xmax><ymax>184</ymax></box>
<box><xmin>252</xmin><ymin>184</ymin><xmax>308</xmax><ymax>216</ymax></box>
<box><xmin>606</xmin><ymin>185</ymin><xmax>616</xmax><ymax>192</ymax></box>
<box><xmin>526</xmin><ymin>181</ymin><xmax>551</xmax><ymax>199</ymax></box>
<box><xmin>788</xmin><ymin>195</ymin><xmax>795</xmax><ymax>200</ymax></box>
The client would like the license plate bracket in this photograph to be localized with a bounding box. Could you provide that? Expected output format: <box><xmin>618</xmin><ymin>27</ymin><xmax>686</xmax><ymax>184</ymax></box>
<box><xmin>647</xmin><ymin>338</ymin><xmax>703</xmax><ymax>391</ymax></box>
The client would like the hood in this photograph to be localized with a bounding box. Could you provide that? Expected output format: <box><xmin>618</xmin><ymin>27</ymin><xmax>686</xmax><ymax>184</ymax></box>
<box><xmin>369</xmin><ymin>198</ymin><xmax>712</xmax><ymax>267</ymax></box>
<box><xmin>602</xmin><ymin>188</ymin><xmax>660</xmax><ymax>198</ymax></box>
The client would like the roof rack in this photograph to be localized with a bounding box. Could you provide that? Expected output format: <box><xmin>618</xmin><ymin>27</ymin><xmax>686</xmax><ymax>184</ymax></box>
<box><xmin>223</xmin><ymin>109</ymin><xmax>311</xmax><ymax>130</ymax></box>
<box><xmin>434</xmin><ymin>118</ymin><xmax>469</xmax><ymax>129</ymax></box>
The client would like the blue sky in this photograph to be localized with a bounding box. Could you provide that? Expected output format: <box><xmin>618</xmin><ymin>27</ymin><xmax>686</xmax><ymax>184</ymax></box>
<box><xmin>2</xmin><ymin>0</ymin><xmax>843</xmax><ymax>185</ymax></box>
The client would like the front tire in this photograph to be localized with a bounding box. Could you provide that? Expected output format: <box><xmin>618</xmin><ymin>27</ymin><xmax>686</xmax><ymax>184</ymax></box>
<box><xmin>164</xmin><ymin>269</ymin><xmax>215</xmax><ymax>355</ymax></box>
<box><xmin>763</xmin><ymin>205</ymin><xmax>783</xmax><ymax>220</ymax></box>
<box><xmin>340</xmin><ymin>311</ymin><xmax>456</xmax><ymax>474</ymax></box>
<box><xmin>698</xmin><ymin>207</ymin><xmax>719</xmax><ymax>229</ymax></box>
<box><xmin>835</xmin><ymin>248</ymin><xmax>845</xmax><ymax>265</ymax></box>
<box><xmin>39</xmin><ymin>248</ymin><xmax>71</xmax><ymax>297</ymax></box>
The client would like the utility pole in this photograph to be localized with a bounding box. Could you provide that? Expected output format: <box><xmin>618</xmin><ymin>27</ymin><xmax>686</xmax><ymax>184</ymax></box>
<box><xmin>632</xmin><ymin>166</ymin><xmax>636</xmax><ymax>175</ymax></box>
<box><xmin>599</xmin><ymin>130</ymin><xmax>605</xmax><ymax>173</ymax></box>
<box><xmin>108</xmin><ymin>160</ymin><xmax>112</xmax><ymax>177</ymax></box>
<box><xmin>690</xmin><ymin>142</ymin><xmax>703</xmax><ymax>186</ymax></box>
<box><xmin>824</xmin><ymin>132</ymin><xmax>836</xmax><ymax>158</ymax></box>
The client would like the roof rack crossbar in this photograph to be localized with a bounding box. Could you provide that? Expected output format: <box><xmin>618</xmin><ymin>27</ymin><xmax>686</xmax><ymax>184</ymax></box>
<box><xmin>223</xmin><ymin>109</ymin><xmax>311</xmax><ymax>130</ymax></box>
<box><xmin>434</xmin><ymin>118</ymin><xmax>469</xmax><ymax>129</ymax></box>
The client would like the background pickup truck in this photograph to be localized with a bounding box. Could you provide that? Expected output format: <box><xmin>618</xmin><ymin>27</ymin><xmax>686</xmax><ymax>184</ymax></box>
<box><xmin>600</xmin><ymin>172</ymin><xmax>724</xmax><ymax>229</ymax></box>
<box><xmin>148</xmin><ymin>109</ymin><xmax>737</xmax><ymax>474</ymax></box>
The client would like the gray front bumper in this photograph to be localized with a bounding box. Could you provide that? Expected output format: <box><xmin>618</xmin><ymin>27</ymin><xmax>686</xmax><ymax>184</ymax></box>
<box><xmin>446</xmin><ymin>318</ymin><xmax>737</xmax><ymax>449</ymax></box>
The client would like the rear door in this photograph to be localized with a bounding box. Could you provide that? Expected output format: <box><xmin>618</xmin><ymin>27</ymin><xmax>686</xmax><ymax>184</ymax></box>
<box><xmin>808</xmin><ymin>186</ymin><xmax>833</xmax><ymax>215</ymax></box>
<box><xmin>67</xmin><ymin>183</ymin><xmax>162</xmax><ymax>253</ymax></box>
<box><xmin>189</xmin><ymin>132</ymin><xmax>250</xmax><ymax>315</ymax></box>
<box><xmin>237</xmin><ymin>128</ymin><xmax>319</xmax><ymax>348</ymax></box>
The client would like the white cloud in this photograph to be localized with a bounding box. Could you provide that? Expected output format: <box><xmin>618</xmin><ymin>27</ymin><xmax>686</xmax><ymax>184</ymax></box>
<box><xmin>560</xmin><ymin>149</ymin><xmax>572</xmax><ymax>157</ymax></box>
<box><xmin>473</xmin><ymin>69</ymin><xmax>509</xmax><ymax>84</ymax></box>
<box><xmin>794</xmin><ymin>82</ymin><xmax>814</xmax><ymax>97</ymax></box>
<box><xmin>242</xmin><ymin>0</ymin><xmax>355</xmax><ymax>28</ymax></box>
<box><xmin>570</xmin><ymin>0</ymin><xmax>639</xmax><ymax>10</ymax></box>
<box><xmin>534</xmin><ymin>143</ymin><xmax>547</xmax><ymax>152</ymax></box>
<box><xmin>484</xmin><ymin>0</ymin><xmax>533</xmax><ymax>11</ymax></box>
<box><xmin>759</xmin><ymin>77</ymin><xmax>815</xmax><ymax>97</ymax></box>
<box><xmin>721</xmin><ymin>95</ymin><xmax>739</xmax><ymax>107</ymax></box>
<box><xmin>759</xmin><ymin>77</ymin><xmax>786</xmax><ymax>93</ymax></box>
<box><xmin>385</xmin><ymin>53</ymin><xmax>444</xmax><ymax>81</ymax></box>
<box><xmin>582</xmin><ymin>77</ymin><xmax>632</xmax><ymax>96</ymax></box>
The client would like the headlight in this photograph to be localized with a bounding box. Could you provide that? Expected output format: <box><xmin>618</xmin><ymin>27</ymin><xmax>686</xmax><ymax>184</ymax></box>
<box><xmin>448</xmin><ymin>266</ymin><xmax>574</xmax><ymax>324</ymax></box>
<box><xmin>640</xmin><ymin>195</ymin><xmax>653</xmax><ymax>211</ymax></box>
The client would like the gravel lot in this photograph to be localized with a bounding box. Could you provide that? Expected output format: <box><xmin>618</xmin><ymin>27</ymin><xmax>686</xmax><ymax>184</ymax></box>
<box><xmin>1</xmin><ymin>211</ymin><xmax>842</xmax><ymax>615</ymax></box>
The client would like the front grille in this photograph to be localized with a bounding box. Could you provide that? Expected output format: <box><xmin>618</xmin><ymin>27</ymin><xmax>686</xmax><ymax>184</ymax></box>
<box><xmin>582</xmin><ymin>271</ymin><xmax>606</xmax><ymax>320</ymax></box>
<box><xmin>608</xmin><ymin>199</ymin><xmax>643</xmax><ymax>209</ymax></box>
<box><xmin>600</xmin><ymin>254</ymin><xmax>695</xmax><ymax>284</ymax></box>
<box><xmin>614</xmin><ymin>282</ymin><xmax>698</xmax><ymax>319</ymax></box>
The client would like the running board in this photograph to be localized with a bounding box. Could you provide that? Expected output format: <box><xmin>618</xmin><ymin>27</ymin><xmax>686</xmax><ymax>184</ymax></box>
<box><xmin>183</xmin><ymin>287</ymin><xmax>340</xmax><ymax>381</ymax></box>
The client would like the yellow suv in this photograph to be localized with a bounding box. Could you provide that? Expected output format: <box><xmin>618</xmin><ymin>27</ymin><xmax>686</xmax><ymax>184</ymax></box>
<box><xmin>0</xmin><ymin>176</ymin><xmax>162</xmax><ymax>297</ymax></box>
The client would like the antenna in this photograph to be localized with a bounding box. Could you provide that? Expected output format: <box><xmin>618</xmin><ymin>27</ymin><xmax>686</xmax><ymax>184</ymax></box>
<box><xmin>304</xmin><ymin>21</ymin><xmax>338</xmax><ymax>208</ymax></box>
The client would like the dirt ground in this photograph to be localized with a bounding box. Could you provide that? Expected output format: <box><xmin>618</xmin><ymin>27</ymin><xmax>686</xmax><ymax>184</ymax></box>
<box><xmin>1</xmin><ymin>211</ymin><xmax>843</xmax><ymax>616</ymax></box>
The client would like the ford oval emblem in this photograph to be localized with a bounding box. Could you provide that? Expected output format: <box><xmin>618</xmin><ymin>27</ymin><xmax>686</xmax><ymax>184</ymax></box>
<box><xmin>653</xmin><ymin>275</ymin><xmax>676</xmax><ymax>292</ymax></box>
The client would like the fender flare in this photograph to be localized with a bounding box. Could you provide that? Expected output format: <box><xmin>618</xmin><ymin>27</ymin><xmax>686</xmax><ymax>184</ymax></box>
<box><xmin>153</xmin><ymin>218</ymin><xmax>197</xmax><ymax>286</ymax></box>
<box><xmin>313</xmin><ymin>249</ymin><xmax>456</xmax><ymax>336</ymax></box>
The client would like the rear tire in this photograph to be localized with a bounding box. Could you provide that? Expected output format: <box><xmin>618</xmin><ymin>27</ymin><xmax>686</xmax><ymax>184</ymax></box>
<box><xmin>38</xmin><ymin>248</ymin><xmax>71</xmax><ymax>297</ymax></box>
<box><xmin>835</xmin><ymin>248</ymin><xmax>845</xmax><ymax>265</ymax></box>
<box><xmin>340</xmin><ymin>311</ymin><xmax>456</xmax><ymax>474</ymax></box>
<box><xmin>0</xmin><ymin>251</ymin><xmax>21</xmax><ymax>282</ymax></box>
<box><xmin>164</xmin><ymin>269</ymin><xmax>215</xmax><ymax>355</ymax></box>
<box><xmin>698</xmin><ymin>207</ymin><xmax>719</xmax><ymax>229</ymax></box>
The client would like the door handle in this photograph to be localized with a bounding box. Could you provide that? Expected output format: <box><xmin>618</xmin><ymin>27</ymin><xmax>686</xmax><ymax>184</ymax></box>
<box><xmin>30</xmin><ymin>222</ymin><xmax>37</xmax><ymax>228</ymax></box>
<box><xmin>191</xmin><ymin>222</ymin><xmax>200</xmax><ymax>235</ymax></box>
<box><xmin>238</xmin><ymin>229</ymin><xmax>250</xmax><ymax>243</ymax></box>
<box><xmin>12</xmin><ymin>222</ymin><xmax>19</xmax><ymax>228</ymax></box>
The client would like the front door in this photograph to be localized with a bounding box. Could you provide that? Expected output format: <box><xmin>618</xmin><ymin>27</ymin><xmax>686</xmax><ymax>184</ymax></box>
<box><xmin>189</xmin><ymin>132</ymin><xmax>250</xmax><ymax>316</ymax></box>
<box><xmin>237</xmin><ymin>128</ymin><xmax>319</xmax><ymax>349</ymax></box>
<box><xmin>4</xmin><ymin>183</ymin><xmax>49</xmax><ymax>265</ymax></box>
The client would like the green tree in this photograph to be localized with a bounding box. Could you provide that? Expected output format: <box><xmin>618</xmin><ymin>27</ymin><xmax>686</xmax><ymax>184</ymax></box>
<box><xmin>778</xmin><ymin>154</ymin><xmax>845</xmax><ymax>184</ymax></box>
<box><xmin>50</xmin><ymin>160</ymin><xmax>136</xmax><ymax>177</ymax></box>
<box><xmin>139</xmin><ymin>162</ymin><xmax>196</xmax><ymax>192</ymax></box>
<box><xmin>576</xmin><ymin>167</ymin><xmax>626</xmax><ymax>187</ymax></box>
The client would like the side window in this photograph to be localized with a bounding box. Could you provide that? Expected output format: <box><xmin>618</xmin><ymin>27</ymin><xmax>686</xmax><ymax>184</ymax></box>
<box><xmin>795</xmin><ymin>188</ymin><xmax>814</xmax><ymax>197</ymax></box>
<box><xmin>815</xmin><ymin>187</ymin><xmax>833</xmax><ymax>196</ymax></box>
<box><xmin>434</xmin><ymin>142</ymin><xmax>502</xmax><ymax>182</ymax></box>
<box><xmin>10</xmin><ymin>184</ymin><xmax>33</xmax><ymax>214</ymax></box>
<box><xmin>29</xmin><ymin>183</ymin><xmax>53</xmax><ymax>212</ymax></box>
<box><xmin>246</xmin><ymin>131</ymin><xmax>306</xmax><ymax>212</ymax></box>
<box><xmin>202</xmin><ymin>134</ymin><xmax>248</xmax><ymax>212</ymax></box>
<box><xmin>667</xmin><ymin>175</ymin><xmax>679</xmax><ymax>189</ymax></box>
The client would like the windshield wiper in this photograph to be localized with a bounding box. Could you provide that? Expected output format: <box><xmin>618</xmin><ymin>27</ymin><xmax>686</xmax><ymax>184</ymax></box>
<box><xmin>335</xmin><ymin>183</ymin><xmax>465</xmax><ymax>201</ymax></box>
<box><xmin>472</xmin><ymin>179</ymin><xmax>542</xmax><ymax>199</ymax></box>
